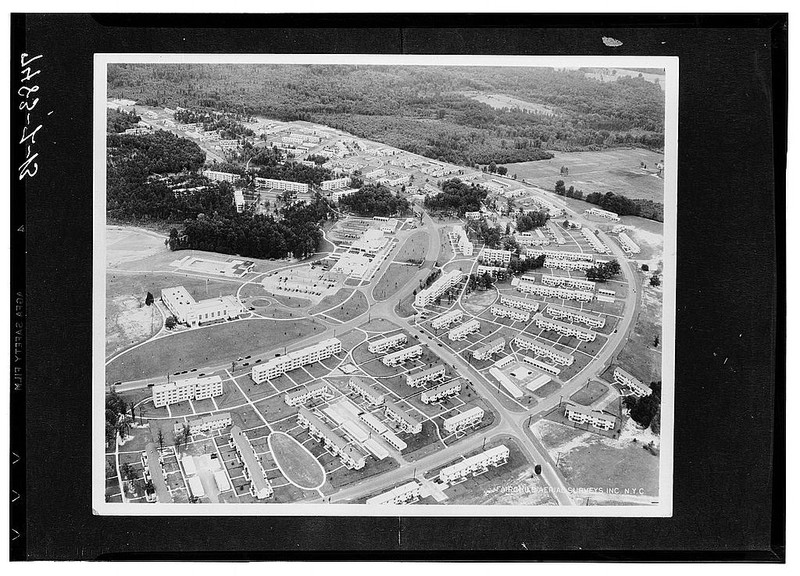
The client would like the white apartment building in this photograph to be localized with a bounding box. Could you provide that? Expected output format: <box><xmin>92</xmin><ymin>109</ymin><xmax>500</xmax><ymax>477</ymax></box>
<box><xmin>384</xmin><ymin>399</ymin><xmax>423</xmax><ymax>434</ymax></box>
<box><xmin>321</xmin><ymin>177</ymin><xmax>350</xmax><ymax>191</ymax></box>
<box><xmin>141</xmin><ymin>443</ymin><xmax>171</xmax><ymax>503</ymax></box>
<box><xmin>513</xmin><ymin>334</ymin><xmax>575</xmax><ymax>366</ymax></box>
<box><xmin>349</xmin><ymin>377</ymin><xmax>385</xmax><ymax>406</ymax></box>
<box><xmin>546</xmin><ymin>221</ymin><xmax>567</xmax><ymax>245</ymax></box>
<box><xmin>541</xmin><ymin>274</ymin><xmax>595</xmax><ymax>291</ymax></box>
<box><xmin>366</xmin><ymin>481</ymin><xmax>422</xmax><ymax>505</ymax></box>
<box><xmin>465</xmin><ymin>211</ymin><xmax>482</xmax><ymax>220</ymax></box>
<box><xmin>584</xmin><ymin>207</ymin><xmax>621</xmax><ymax>222</ymax></box>
<box><xmin>382</xmin><ymin>344</ymin><xmax>424</xmax><ymax>367</ymax></box>
<box><xmin>331</xmin><ymin>188</ymin><xmax>358</xmax><ymax>202</ymax></box>
<box><xmin>431</xmin><ymin>309</ymin><xmax>464</xmax><ymax>330</ymax></box>
<box><xmin>406</xmin><ymin>364</ymin><xmax>446</xmax><ymax>387</ymax></box>
<box><xmin>451</xmin><ymin>225</ymin><xmax>474</xmax><ymax>256</ymax></box>
<box><xmin>448</xmin><ymin>319</ymin><xmax>480</xmax><ymax>341</ymax></box>
<box><xmin>499</xmin><ymin>294</ymin><xmax>540</xmax><ymax>312</ymax></box>
<box><xmin>254</xmin><ymin>177</ymin><xmax>309</xmax><ymax>193</ymax></box>
<box><xmin>534</xmin><ymin>313</ymin><xmax>597</xmax><ymax>342</ymax></box>
<box><xmin>438</xmin><ymin>444</ymin><xmax>508</xmax><ymax>483</ymax></box>
<box><xmin>598</xmin><ymin>288</ymin><xmax>616</xmax><ymax>298</ymax></box>
<box><xmin>526</xmin><ymin>249</ymin><xmax>595</xmax><ymax>262</ymax></box>
<box><xmin>415</xmin><ymin>270</ymin><xmax>463</xmax><ymax>307</ymax></box>
<box><xmin>363</xmin><ymin>168</ymin><xmax>386</xmax><ymax>179</ymax></box>
<box><xmin>546</xmin><ymin>304</ymin><xmax>606</xmax><ymax>328</ymax></box>
<box><xmin>251</xmin><ymin>338</ymin><xmax>342</xmax><ymax>383</ymax></box>
<box><xmin>477</xmin><ymin>265</ymin><xmax>506</xmax><ymax>276</ymax></box>
<box><xmin>175</xmin><ymin>412</ymin><xmax>232</xmax><ymax>436</ymax></box>
<box><xmin>442</xmin><ymin>406</ymin><xmax>485</xmax><ymax>435</ymax></box>
<box><xmin>152</xmin><ymin>375</ymin><xmax>224</xmax><ymax>408</ymax></box>
<box><xmin>564</xmin><ymin>403</ymin><xmax>615</xmax><ymax>431</ymax></box>
<box><xmin>284</xmin><ymin>380</ymin><xmax>331</xmax><ymax>407</ymax></box>
<box><xmin>581</xmin><ymin>227</ymin><xmax>609</xmax><ymax>253</ymax></box>
<box><xmin>614</xmin><ymin>367</ymin><xmax>653</xmax><ymax>397</ymax></box>
<box><xmin>514</xmin><ymin>233</ymin><xmax>550</xmax><ymax>247</ymax></box>
<box><xmin>161</xmin><ymin>286</ymin><xmax>246</xmax><ymax>327</ymax></box>
<box><xmin>420</xmin><ymin>380</ymin><xmax>462</xmax><ymax>404</ymax></box>
<box><xmin>544</xmin><ymin>257</ymin><xmax>596</xmax><ymax>272</ymax></box>
<box><xmin>618</xmin><ymin>232</ymin><xmax>641</xmax><ymax>255</ymax></box>
<box><xmin>491</xmin><ymin>303</ymin><xmax>531</xmax><ymax>322</ymax></box>
<box><xmin>514</xmin><ymin>280</ymin><xmax>594</xmax><ymax>302</ymax></box>
<box><xmin>202</xmin><ymin>169</ymin><xmax>239</xmax><ymax>183</ymax></box>
<box><xmin>229</xmin><ymin>426</ymin><xmax>273</xmax><ymax>499</ymax></box>
<box><xmin>369</xmin><ymin>333</ymin><xmax>408</xmax><ymax>354</ymax></box>
<box><xmin>297</xmin><ymin>407</ymin><xmax>366</xmax><ymax>470</ymax></box>
<box><xmin>479</xmin><ymin>247</ymin><xmax>512</xmax><ymax>266</ymax></box>
<box><xmin>473</xmin><ymin>337</ymin><xmax>506</xmax><ymax>361</ymax></box>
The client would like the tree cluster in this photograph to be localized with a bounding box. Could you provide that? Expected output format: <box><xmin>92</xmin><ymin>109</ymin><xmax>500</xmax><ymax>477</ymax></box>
<box><xmin>515</xmin><ymin>209</ymin><xmax>548</xmax><ymax>231</ymax></box>
<box><xmin>623</xmin><ymin>380</ymin><xmax>662</xmax><ymax>433</ymax></box>
<box><xmin>424</xmin><ymin>178</ymin><xmax>488</xmax><ymax>215</ymax></box>
<box><xmin>584</xmin><ymin>190</ymin><xmax>664</xmax><ymax>222</ymax></box>
<box><xmin>585</xmin><ymin>259</ymin><xmax>621</xmax><ymax>282</ymax></box>
<box><xmin>107</xmin><ymin>108</ymin><xmax>141</xmax><ymax>133</ymax></box>
<box><xmin>508</xmin><ymin>254</ymin><xmax>546</xmax><ymax>275</ymax></box>
<box><xmin>339</xmin><ymin>184</ymin><xmax>410</xmax><ymax>217</ymax></box>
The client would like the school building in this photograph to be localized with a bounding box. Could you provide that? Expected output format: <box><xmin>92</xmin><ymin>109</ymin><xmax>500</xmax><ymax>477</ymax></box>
<box><xmin>438</xmin><ymin>444</ymin><xmax>508</xmax><ymax>483</ymax></box>
<box><xmin>382</xmin><ymin>344</ymin><xmax>424</xmax><ymax>367</ymax></box>
<box><xmin>251</xmin><ymin>338</ymin><xmax>342</xmax><ymax>382</ymax></box>
<box><xmin>406</xmin><ymin>364</ymin><xmax>446</xmax><ymax>388</ymax></box>
<box><xmin>229</xmin><ymin>426</ymin><xmax>273</xmax><ymax>499</ymax></box>
<box><xmin>513</xmin><ymin>333</ymin><xmax>575</xmax><ymax>366</ymax></box>
<box><xmin>161</xmin><ymin>286</ymin><xmax>246</xmax><ymax>327</ymax></box>
<box><xmin>421</xmin><ymin>380</ymin><xmax>462</xmax><ymax>404</ymax></box>
<box><xmin>415</xmin><ymin>270</ymin><xmax>463</xmax><ymax>307</ymax></box>
<box><xmin>152</xmin><ymin>375</ymin><xmax>224</xmax><ymax>408</ymax></box>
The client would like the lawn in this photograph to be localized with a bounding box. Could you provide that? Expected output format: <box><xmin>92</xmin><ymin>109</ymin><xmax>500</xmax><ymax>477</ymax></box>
<box><xmin>616</xmin><ymin>281</ymin><xmax>663</xmax><ymax>384</ymax></box>
<box><xmin>372</xmin><ymin>263</ymin><xmax>421</xmax><ymax>302</ymax></box>
<box><xmin>325</xmin><ymin>290</ymin><xmax>368</xmax><ymax>322</ymax></box>
<box><xmin>532</xmin><ymin>379</ymin><xmax>561</xmax><ymax>399</ymax></box>
<box><xmin>309</xmin><ymin>288</ymin><xmax>355</xmax><ymax>315</ymax></box>
<box><xmin>268</xmin><ymin>432</ymin><xmax>326</xmax><ymax>489</ymax></box>
<box><xmin>106</xmin><ymin>318</ymin><xmax>324</xmax><ymax>384</ymax></box>
<box><xmin>569</xmin><ymin>381</ymin><xmax>610</xmax><ymax>406</ymax></box>
<box><xmin>395</xmin><ymin>230</ymin><xmax>430</xmax><ymax>263</ymax></box>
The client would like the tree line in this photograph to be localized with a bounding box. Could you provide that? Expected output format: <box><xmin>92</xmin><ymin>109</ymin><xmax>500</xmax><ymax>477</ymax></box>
<box><xmin>338</xmin><ymin>184</ymin><xmax>411</xmax><ymax>217</ymax></box>
<box><xmin>424</xmin><ymin>178</ymin><xmax>488</xmax><ymax>215</ymax></box>
<box><xmin>107</xmin><ymin>108</ymin><xmax>141</xmax><ymax>133</ymax></box>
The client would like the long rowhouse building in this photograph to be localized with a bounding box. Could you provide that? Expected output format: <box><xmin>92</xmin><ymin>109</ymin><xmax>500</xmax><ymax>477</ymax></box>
<box><xmin>584</xmin><ymin>207</ymin><xmax>621</xmax><ymax>222</ymax></box>
<box><xmin>415</xmin><ymin>270</ymin><xmax>463</xmax><ymax>307</ymax></box>
<box><xmin>176</xmin><ymin>412</ymin><xmax>232</xmax><ymax>436</ymax></box>
<box><xmin>614</xmin><ymin>367</ymin><xmax>653</xmax><ymax>397</ymax></box>
<box><xmin>229</xmin><ymin>426</ymin><xmax>273</xmax><ymax>499</ymax></box>
<box><xmin>479</xmin><ymin>247</ymin><xmax>512</xmax><ymax>266</ymax></box>
<box><xmin>534</xmin><ymin>313</ymin><xmax>597</xmax><ymax>342</ymax></box>
<box><xmin>284</xmin><ymin>380</ymin><xmax>331</xmax><ymax>407</ymax></box>
<box><xmin>368</xmin><ymin>333</ymin><xmax>408</xmax><ymax>354</ymax></box>
<box><xmin>141</xmin><ymin>443</ymin><xmax>171</xmax><ymax>503</ymax></box>
<box><xmin>473</xmin><ymin>337</ymin><xmax>506</xmax><ymax>361</ymax></box>
<box><xmin>514</xmin><ymin>280</ymin><xmax>594</xmax><ymax>302</ymax></box>
<box><xmin>152</xmin><ymin>375</ymin><xmax>224</xmax><ymax>408</ymax></box>
<box><xmin>513</xmin><ymin>333</ymin><xmax>575</xmax><ymax>365</ymax></box>
<box><xmin>490</xmin><ymin>303</ymin><xmax>531</xmax><ymax>322</ymax></box>
<box><xmin>618</xmin><ymin>232</ymin><xmax>641</xmax><ymax>254</ymax></box>
<box><xmin>366</xmin><ymin>481</ymin><xmax>422</xmax><ymax>505</ymax></box>
<box><xmin>543</xmin><ymin>257</ymin><xmax>596</xmax><ymax>272</ymax></box>
<box><xmin>526</xmin><ymin>249</ymin><xmax>595</xmax><ymax>262</ymax></box>
<box><xmin>580</xmin><ymin>227</ymin><xmax>609</xmax><ymax>253</ymax></box>
<box><xmin>297</xmin><ymin>407</ymin><xmax>367</xmax><ymax>470</ymax></box>
<box><xmin>254</xmin><ymin>177</ymin><xmax>309</xmax><ymax>193</ymax></box>
<box><xmin>439</xmin><ymin>445</ymin><xmax>509</xmax><ymax>483</ymax></box>
<box><xmin>499</xmin><ymin>294</ymin><xmax>540</xmax><ymax>312</ymax></box>
<box><xmin>546</xmin><ymin>304</ymin><xmax>605</xmax><ymax>328</ymax></box>
<box><xmin>406</xmin><ymin>364</ymin><xmax>446</xmax><ymax>387</ymax></box>
<box><xmin>320</xmin><ymin>177</ymin><xmax>351</xmax><ymax>191</ymax></box>
<box><xmin>442</xmin><ymin>406</ymin><xmax>485</xmax><ymax>434</ymax></box>
<box><xmin>431</xmin><ymin>309</ymin><xmax>463</xmax><ymax>329</ymax></box>
<box><xmin>421</xmin><ymin>380</ymin><xmax>462</xmax><ymax>404</ymax></box>
<box><xmin>448</xmin><ymin>319</ymin><xmax>481</xmax><ymax>341</ymax></box>
<box><xmin>251</xmin><ymin>338</ymin><xmax>342</xmax><ymax>382</ymax></box>
<box><xmin>384</xmin><ymin>399</ymin><xmax>423</xmax><ymax>434</ymax></box>
<box><xmin>541</xmin><ymin>274</ymin><xmax>596</xmax><ymax>291</ymax></box>
<box><xmin>564</xmin><ymin>403</ymin><xmax>616</xmax><ymax>431</ymax></box>
<box><xmin>349</xmin><ymin>377</ymin><xmax>386</xmax><ymax>406</ymax></box>
<box><xmin>382</xmin><ymin>344</ymin><xmax>424</xmax><ymax>367</ymax></box>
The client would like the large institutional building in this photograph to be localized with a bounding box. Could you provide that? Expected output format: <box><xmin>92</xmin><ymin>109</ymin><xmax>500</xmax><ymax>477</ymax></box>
<box><xmin>448</xmin><ymin>319</ymin><xmax>480</xmax><ymax>341</ymax></box>
<box><xmin>614</xmin><ymin>367</ymin><xmax>653</xmax><ymax>397</ymax></box>
<box><xmin>161</xmin><ymin>286</ymin><xmax>246</xmax><ymax>327</ymax></box>
<box><xmin>152</xmin><ymin>375</ymin><xmax>224</xmax><ymax>408</ymax></box>
<box><xmin>546</xmin><ymin>304</ymin><xmax>605</xmax><ymax>328</ymax></box>
<box><xmin>251</xmin><ymin>338</ymin><xmax>342</xmax><ymax>383</ymax></box>
<box><xmin>513</xmin><ymin>333</ymin><xmax>575</xmax><ymax>365</ymax></box>
<box><xmin>415</xmin><ymin>270</ymin><xmax>463</xmax><ymax>307</ymax></box>
<box><xmin>382</xmin><ymin>344</ymin><xmax>423</xmax><ymax>367</ymax></box>
<box><xmin>438</xmin><ymin>444</ymin><xmax>508</xmax><ymax>483</ymax></box>
<box><xmin>534</xmin><ymin>312</ymin><xmax>597</xmax><ymax>342</ymax></box>
<box><xmin>254</xmin><ymin>177</ymin><xmax>309</xmax><ymax>193</ymax></box>
<box><xmin>297</xmin><ymin>407</ymin><xmax>367</xmax><ymax>470</ymax></box>
<box><xmin>229</xmin><ymin>426</ymin><xmax>273</xmax><ymax>499</ymax></box>
<box><xmin>443</xmin><ymin>406</ymin><xmax>485</xmax><ymax>435</ymax></box>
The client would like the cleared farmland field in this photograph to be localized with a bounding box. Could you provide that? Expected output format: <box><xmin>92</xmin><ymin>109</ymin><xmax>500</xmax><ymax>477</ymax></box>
<box><xmin>106</xmin><ymin>317</ymin><xmax>324</xmax><ymax>383</ymax></box>
<box><xmin>505</xmin><ymin>148</ymin><xmax>665</xmax><ymax>203</ymax></box>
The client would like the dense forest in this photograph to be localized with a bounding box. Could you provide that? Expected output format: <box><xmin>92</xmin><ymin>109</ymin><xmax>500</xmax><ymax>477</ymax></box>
<box><xmin>424</xmin><ymin>178</ymin><xmax>488</xmax><ymax>215</ymax></box>
<box><xmin>107</xmin><ymin>108</ymin><xmax>141</xmax><ymax>133</ymax></box>
<box><xmin>338</xmin><ymin>184</ymin><xmax>411</xmax><ymax>217</ymax></box>
<box><xmin>624</xmin><ymin>380</ymin><xmax>662</xmax><ymax>433</ymax></box>
<box><xmin>107</xmin><ymin>131</ymin><xmax>330</xmax><ymax>259</ymax></box>
<box><xmin>107</xmin><ymin>64</ymin><xmax>664</xmax><ymax>166</ymax></box>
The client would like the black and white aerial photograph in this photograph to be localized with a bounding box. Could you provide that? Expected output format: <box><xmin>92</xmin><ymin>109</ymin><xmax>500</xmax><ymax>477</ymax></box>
<box><xmin>94</xmin><ymin>55</ymin><xmax>677</xmax><ymax>516</ymax></box>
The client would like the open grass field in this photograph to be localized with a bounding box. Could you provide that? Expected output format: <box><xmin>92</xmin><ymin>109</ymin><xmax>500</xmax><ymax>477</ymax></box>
<box><xmin>569</xmin><ymin>380</ymin><xmax>610</xmax><ymax>406</ymax></box>
<box><xmin>268</xmin><ymin>431</ymin><xmax>326</xmax><ymax>489</ymax></box>
<box><xmin>507</xmin><ymin>148</ymin><xmax>664</xmax><ymax>203</ymax></box>
<box><xmin>372</xmin><ymin>262</ymin><xmax>421</xmax><ymax>302</ymax></box>
<box><xmin>466</xmin><ymin>92</ymin><xmax>556</xmax><ymax>116</ymax></box>
<box><xmin>616</xmin><ymin>280</ymin><xmax>663</xmax><ymax>384</ymax></box>
<box><xmin>106</xmin><ymin>317</ymin><xmax>324</xmax><ymax>384</ymax></box>
<box><xmin>309</xmin><ymin>287</ymin><xmax>354</xmax><ymax>314</ymax></box>
<box><xmin>395</xmin><ymin>230</ymin><xmax>430</xmax><ymax>263</ymax></box>
<box><xmin>324</xmin><ymin>290</ymin><xmax>368</xmax><ymax>322</ymax></box>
